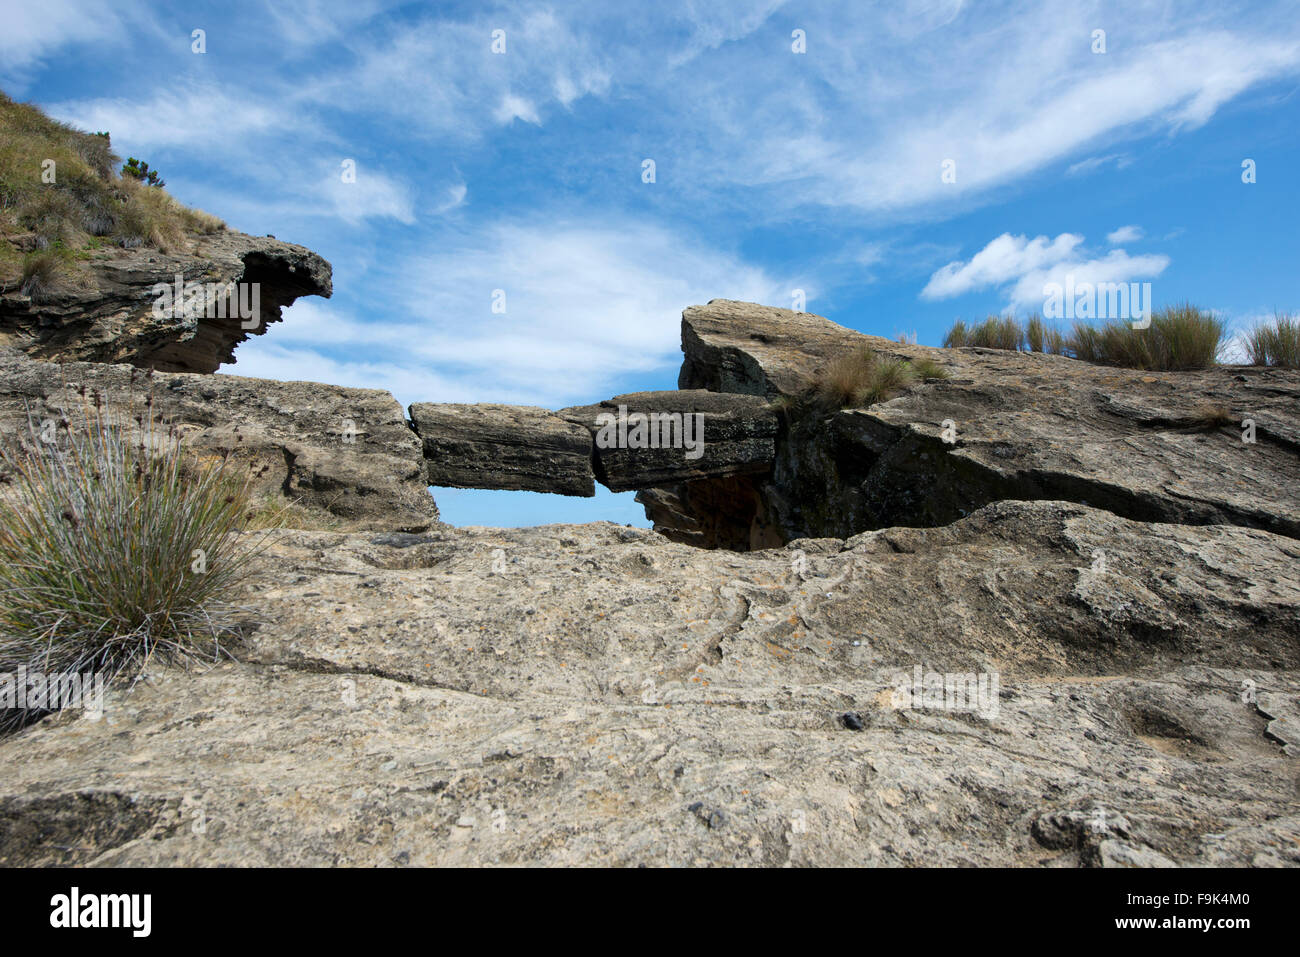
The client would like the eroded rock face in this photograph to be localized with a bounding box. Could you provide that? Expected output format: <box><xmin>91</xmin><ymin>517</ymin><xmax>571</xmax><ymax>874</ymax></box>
<box><xmin>559</xmin><ymin>390</ymin><xmax>777</xmax><ymax>492</ymax></box>
<box><xmin>410</xmin><ymin>403</ymin><xmax>596</xmax><ymax>496</ymax></box>
<box><xmin>0</xmin><ymin>350</ymin><xmax>436</xmax><ymax>532</ymax></box>
<box><xmin>1</xmin><ymin>501</ymin><xmax>1297</xmax><ymax>866</ymax></box>
<box><xmin>407</xmin><ymin>391</ymin><xmax>778</xmax><ymax>501</ymax></box>
<box><xmin>0</xmin><ymin>231</ymin><xmax>332</xmax><ymax>374</ymax></box>
<box><xmin>664</xmin><ymin>300</ymin><xmax>1300</xmax><ymax>547</ymax></box>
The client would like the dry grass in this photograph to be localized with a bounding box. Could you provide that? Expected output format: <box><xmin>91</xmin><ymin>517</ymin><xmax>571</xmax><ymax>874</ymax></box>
<box><xmin>974</xmin><ymin>315</ymin><xmax>1023</xmax><ymax>351</ymax></box>
<box><xmin>816</xmin><ymin>346</ymin><xmax>918</xmax><ymax>408</ymax></box>
<box><xmin>1070</xmin><ymin>304</ymin><xmax>1224</xmax><ymax>371</ymax></box>
<box><xmin>0</xmin><ymin>392</ymin><xmax>258</xmax><ymax>732</ymax></box>
<box><xmin>1245</xmin><ymin>313</ymin><xmax>1300</xmax><ymax>368</ymax></box>
<box><xmin>18</xmin><ymin>249</ymin><xmax>70</xmax><ymax>302</ymax></box>
<box><xmin>908</xmin><ymin>356</ymin><xmax>950</xmax><ymax>380</ymax></box>
<box><xmin>0</xmin><ymin>90</ymin><xmax>225</xmax><ymax>282</ymax></box>
<box><xmin>241</xmin><ymin>494</ymin><xmax>342</xmax><ymax>532</ymax></box>
<box><xmin>941</xmin><ymin>304</ymin><xmax>1224</xmax><ymax>370</ymax></box>
<box><xmin>1186</xmin><ymin>403</ymin><xmax>1236</xmax><ymax>430</ymax></box>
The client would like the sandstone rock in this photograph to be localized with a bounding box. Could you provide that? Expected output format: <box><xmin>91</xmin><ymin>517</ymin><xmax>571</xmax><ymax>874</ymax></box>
<box><xmin>409</xmin><ymin>402</ymin><xmax>596</xmax><ymax>496</ymax></box>
<box><xmin>1</xmin><ymin>500</ymin><xmax>1297</xmax><ymax>866</ymax></box>
<box><xmin>0</xmin><ymin>350</ymin><xmax>436</xmax><ymax>532</ymax></box>
<box><xmin>0</xmin><ymin>231</ymin><xmax>331</xmax><ymax>374</ymax></box>
<box><xmin>558</xmin><ymin>390</ymin><xmax>777</xmax><ymax>492</ymax></box>
<box><xmin>665</xmin><ymin>299</ymin><xmax>1300</xmax><ymax>546</ymax></box>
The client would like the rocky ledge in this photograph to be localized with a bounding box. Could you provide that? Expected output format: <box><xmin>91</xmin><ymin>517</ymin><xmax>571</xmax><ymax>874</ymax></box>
<box><xmin>0</xmin><ymin>230</ymin><xmax>331</xmax><ymax>374</ymax></box>
<box><xmin>0</xmin><ymin>289</ymin><xmax>1297</xmax><ymax>868</ymax></box>
<box><xmin>648</xmin><ymin>300</ymin><xmax>1300</xmax><ymax>548</ymax></box>
<box><xmin>0</xmin><ymin>349</ymin><xmax>435</xmax><ymax>532</ymax></box>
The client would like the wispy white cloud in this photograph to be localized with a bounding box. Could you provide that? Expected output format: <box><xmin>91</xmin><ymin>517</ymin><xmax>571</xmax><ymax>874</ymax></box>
<box><xmin>320</xmin><ymin>163</ymin><xmax>415</xmax><ymax>224</ymax></box>
<box><xmin>231</xmin><ymin>217</ymin><xmax>787</xmax><ymax>407</ymax></box>
<box><xmin>48</xmin><ymin>83</ymin><xmax>311</xmax><ymax>152</ymax></box>
<box><xmin>922</xmin><ymin>231</ymin><xmax>1171</xmax><ymax>312</ymax></box>
<box><xmin>1107</xmin><ymin>224</ymin><xmax>1143</xmax><ymax>244</ymax></box>
<box><xmin>0</xmin><ymin>1</ymin><xmax>137</xmax><ymax>86</ymax></box>
<box><xmin>1066</xmin><ymin>153</ymin><xmax>1133</xmax><ymax>177</ymax></box>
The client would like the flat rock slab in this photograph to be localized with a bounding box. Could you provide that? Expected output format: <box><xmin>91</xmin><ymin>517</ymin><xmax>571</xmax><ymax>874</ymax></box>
<box><xmin>2</xmin><ymin>501</ymin><xmax>1297</xmax><ymax>866</ymax></box>
<box><xmin>560</xmin><ymin>390</ymin><xmax>777</xmax><ymax>492</ymax></box>
<box><xmin>0</xmin><ymin>350</ymin><xmax>437</xmax><ymax>532</ymax></box>
<box><xmin>409</xmin><ymin>402</ymin><xmax>596</xmax><ymax>496</ymax></box>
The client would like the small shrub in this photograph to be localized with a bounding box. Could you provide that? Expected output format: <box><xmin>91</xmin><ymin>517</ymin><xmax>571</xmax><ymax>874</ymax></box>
<box><xmin>121</xmin><ymin>157</ymin><xmax>165</xmax><ymax>187</ymax></box>
<box><xmin>0</xmin><ymin>394</ymin><xmax>259</xmax><ymax>732</ymax></box>
<box><xmin>1245</xmin><ymin>313</ymin><xmax>1300</xmax><ymax>368</ymax></box>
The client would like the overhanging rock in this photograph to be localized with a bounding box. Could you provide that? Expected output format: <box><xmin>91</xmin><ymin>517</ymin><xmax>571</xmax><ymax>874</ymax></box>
<box><xmin>0</xmin><ymin>232</ymin><xmax>332</xmax><ymax>375</ymax></box>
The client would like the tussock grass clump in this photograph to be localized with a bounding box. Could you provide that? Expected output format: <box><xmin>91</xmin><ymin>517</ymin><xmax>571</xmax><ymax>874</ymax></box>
<box><xmin>941</xmin><ymin>304</ymin><xmax>1223</xmax><ymax>370</ymax></box>
<box><xmin>1187</xmin><ymin>403</ymin><xmax>1236</xmax><ymax>430</ymax></box>
<box><xmin>0</xmin><ymin>392</ymin><xmax>258</xmax><ymax>732</ymax></box>
<box><xmin>944</xmin><ymin>314</ymin><xmax>1066</xmax><ymax>354</ymax></box>
<box><xmin>907</xmin><ymin>357</ymin><xmax>950</xmax><ymax>380</ymax></box>
<box><xmin>115</xmin><ymin>178</ymin><xmax>187</xmax><ymax>252</ymax></box>
<box><xmin>963</xmin><ymin>315</ymin><xmax>1024</xmax><ymax>351</ymax></box>
<box><xmin>18</xmin><ymin>249</ymin><xmax>71</xmax><ymax>302</ymax></box>
<box><xmin>816</xmin><ymin>346</ymin><xmax>917</xmax><ymax>408</ymax></box>
<box><xmin>1245</xmin><ymin>313</ymin><xmax>1300</xmax><ymax>368</ymax></box>
<box><xmin>1024</xmin><ymin>314</ymin><xmax>1068</xmax><ymax>354</ymax></box>
<box><xmin>1070</xmin><ymin>304</ymin><xmax>1224</xmax><ymax>371</ymax></box>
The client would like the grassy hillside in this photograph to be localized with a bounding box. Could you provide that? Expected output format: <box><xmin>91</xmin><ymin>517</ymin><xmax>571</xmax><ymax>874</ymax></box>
<box><xmin>0</xmin><ymin>91</ymin><xmax>225</xmax><ymax>301</ymax></box>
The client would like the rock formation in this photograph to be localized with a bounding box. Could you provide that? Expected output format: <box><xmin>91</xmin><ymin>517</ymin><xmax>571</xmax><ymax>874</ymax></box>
<box><xmin>0</xmin><ymin>231</ymin><xmax>331</xmax><ymax>374</ymax></box>
<box><xmin>2</xmin><ymin>500</ymin><xmax>1297</xmax><ymax>865</ymax></box>
<box><xmin>1</xmin><ymin>289</ymin><xmax>1297</xmax><ymax>868</ymax></box>
<box><xmin>0</xmin><ymin>349</ymin><xmax>435</xmax><ymax>532</ymax></box>
<box><xmin>652</xmin><ymin>300</ymin><xmax>1300</xmax><ymax>547</ymax></box>
<box><xmin>410</xmin><ymin>403</ymin><xmax>597</xmax><ymax>496</ymax></box>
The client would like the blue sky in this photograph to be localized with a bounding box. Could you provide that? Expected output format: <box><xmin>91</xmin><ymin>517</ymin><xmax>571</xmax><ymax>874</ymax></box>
<box><xmin>4</xmin><ymin>0</ymin><xmax>1298</xmax><ymax>527</ymax></box>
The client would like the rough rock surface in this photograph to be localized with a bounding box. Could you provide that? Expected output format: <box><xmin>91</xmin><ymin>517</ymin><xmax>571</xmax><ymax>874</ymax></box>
<box><xmin>662</xmin><ymin>300</ymin><xmax>1300</xmax><ymax>547</ymax></box>
<box><xmin>1</xmin><ymin>501</ymin><xmax>1297</xmax><ymax>866</ymax></box>
<box><xmin>0</xmin><ymin>350</ymin><xmax>436</xmax><ymax>531</ymax></box>
<box><xmin>0</xmin><ymin>230</ymin><xmax>331</xmax><ymax>374</ymax></box>
<box><xmin>410</xmin><ymin>402</ymin><xmax>596</xmax><ymax>496</ymax></box>
<box><xmin>559</xmin><ymin>390</ymin><xmax>776</xmax><ymax>492</ymax></box>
